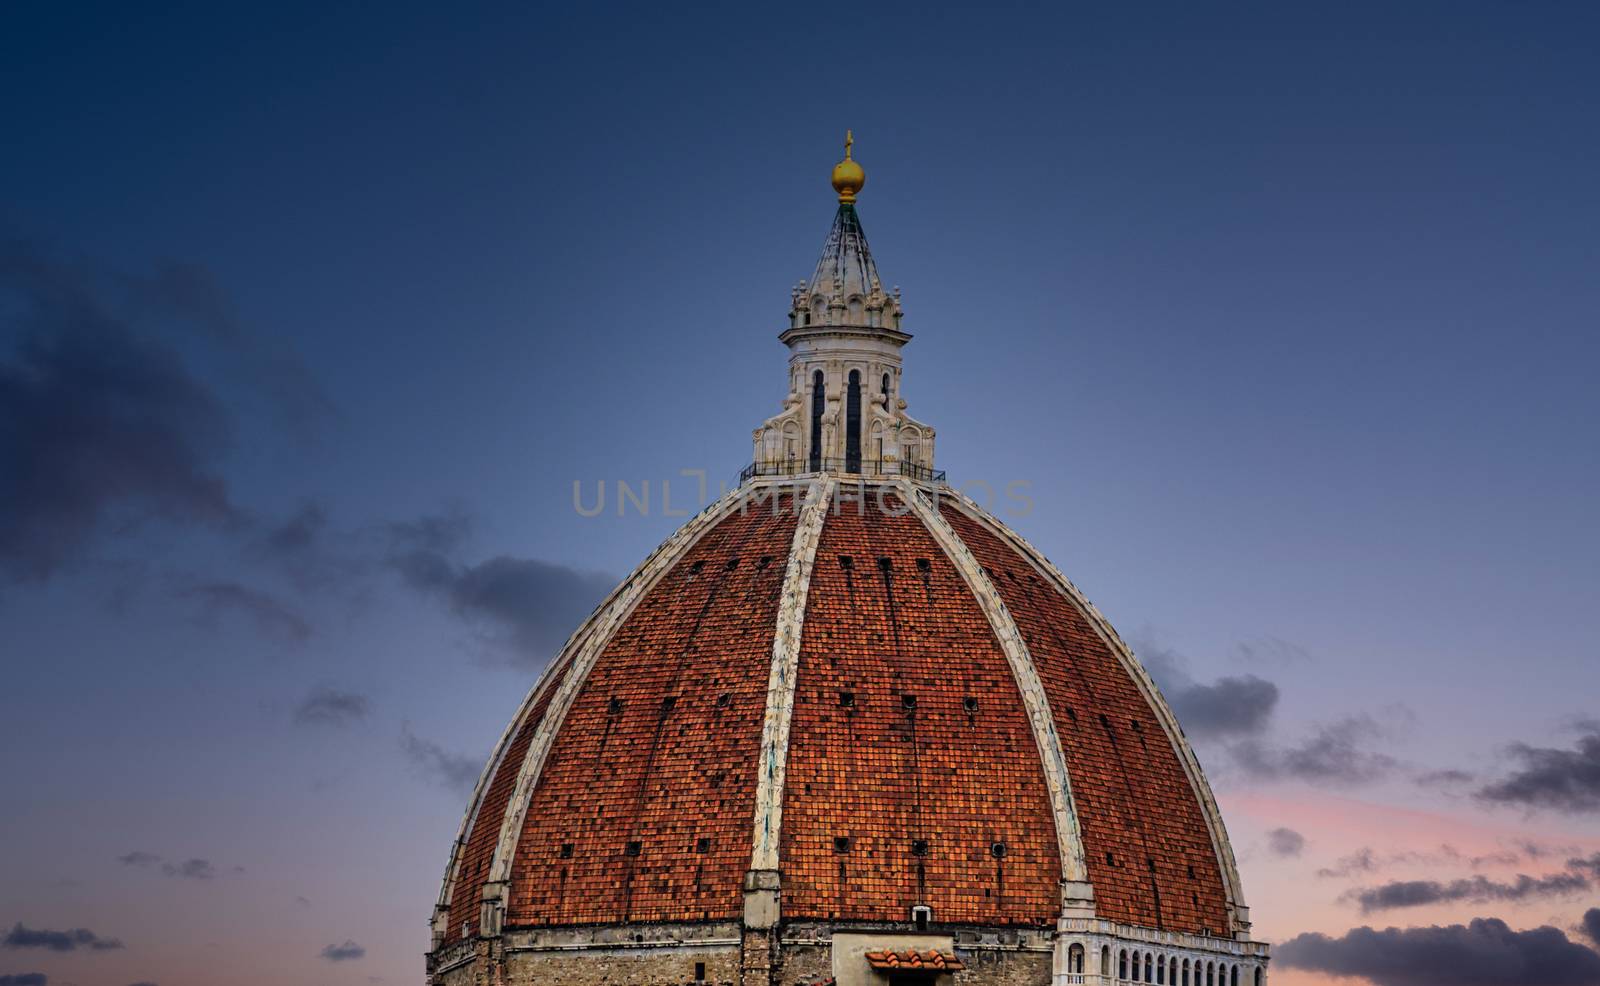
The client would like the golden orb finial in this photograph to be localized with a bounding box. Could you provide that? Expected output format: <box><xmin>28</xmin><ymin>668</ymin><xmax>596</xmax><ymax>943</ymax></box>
<box><xmin>831</xmin><ymin>129</ymin><xmax>865</xmax><ymax>204</ymax></box>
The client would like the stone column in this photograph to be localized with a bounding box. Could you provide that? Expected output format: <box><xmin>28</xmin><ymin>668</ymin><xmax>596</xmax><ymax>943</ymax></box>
<box><xmin>740</xmin><ymin>868</ymin><xmax>781</xmax><ymax>986</ymax></box>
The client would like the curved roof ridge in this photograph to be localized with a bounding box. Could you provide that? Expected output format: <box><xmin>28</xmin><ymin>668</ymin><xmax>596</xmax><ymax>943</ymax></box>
<box><xmin>897</xmin><ymin>481</ymin><xmax>1090</xmax><ymax>897</ymax></box>
<box><xmin>471</xmin><ymin>485</ymin><xmax>765</xmax><ymax>936</ymax></box>
<box><xmin>939</xmin><ymin>488</ymin><xmax>1250</xmax><ymax>934</ymax></box>
<box><xmin>748</xmin><ymin>476</ymin><xmax>835</xmax><ymax>874</ymax></box>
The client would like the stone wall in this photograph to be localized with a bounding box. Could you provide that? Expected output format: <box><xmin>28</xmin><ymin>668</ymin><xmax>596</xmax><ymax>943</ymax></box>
<box><xmin>504</xmin><ymin>945</ymin><xmax>739</xmax><ymax>985</ymax></box>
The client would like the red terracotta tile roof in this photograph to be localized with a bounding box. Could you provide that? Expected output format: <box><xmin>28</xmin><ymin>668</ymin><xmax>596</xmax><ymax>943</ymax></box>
<box><xmin>863</xmin><ymin>948</ymin><xmax>965</xmax><ymax>971</ymax></box>
<box><xmin>437</xmin><ymin>482</ymin><xmax>1239</xmax><ymax>937</ymax></box>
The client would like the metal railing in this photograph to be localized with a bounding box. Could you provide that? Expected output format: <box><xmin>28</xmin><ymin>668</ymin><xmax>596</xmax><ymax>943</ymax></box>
<box><xmin>739</xmin><ymin>457</ymin><xmax>947</xmax><ymax>485</ymax></box>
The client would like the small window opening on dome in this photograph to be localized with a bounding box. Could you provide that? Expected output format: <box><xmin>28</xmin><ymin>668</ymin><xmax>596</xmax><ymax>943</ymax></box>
<box><xmin>716</xmin><ymin>692</ymin><xmax>732</xmax><ymax>708</ymax></box>
<box><xmin>838</xmin><ymin>691</ymin><xmax>855</xmax><ymax>708</ymax></box>
<box><xmin>725</xmin><ymin>556</ymin><xmax>740</xmax><ymax>570</ymax></box>
<box><xmin>695</xmin><ymin>837</ymin><xmax>711</xmax><ymax>853</ymax></box>
<box><xmin>1106</xmin><ymin>851</ymin><xmax>1117</xmax><ymax>866</ymax></box>
<box><xmin>624</xmin><ymin>841</ymin><xmax>642</xmax><ymax>857</ymax></box>
<box><xmin>901</xmin><ymin>693</ymin><xmax>918</xmax><ymax>710</ymax></box>
<box><xmin>1192</xmin><ymin>892</ymin><xmax>1201</xmax><ymax>908</ymax></box>
<box><xmin>1131</xmin><ymin>718</ymin><xmax>1142</xmax><ymax>731</ymax></box>
<box><xmin>559</xmin><ymin>843</ymin><xmax>574</xmax><ymax>858</ymax></box>
<box><xmin>695</xmin><ymin>961</ymin><xmax>706</xmax><ymax>982</ymax></box>
<box><xmin>660</xmin><ymin>695</ymin><xmax>677</xmax><ymax>712</ymax></box>
<box><xmin>833</xmin><ymin>836</ymin><xmax>851</xmax><ymax>853</ymax></box>
<box><xmin>1065</xmin><ymin>706</ymin><xmax>1078</xmax><ymax>724</ymax></box>
<box><xmin>1147</xmin><ymin>857</ymin><xmax>1157</xmax><ymax>872</ymax></box>
<box><xmin>757</xmin><ymin>554</ymin><xmax>772</xmax><ymax>570</ymax></box>
<box><xmin>838</xmin><ymin>554</ymin><xmax>854</xmax><ymax>570</ymax></box>
<box><xmin>963</xmin><ymin>696</ymin><xmax>979</xmax><ymax>713</ymax></box>
<box><xmin>991</xmin><ymin>841</ymin><xmax>1007</xmax><ymax>859</ymax></box>
<box><xmin>689</xmin><ymin>559</ymin><xmax>704</xmax><ymax>574</ymax></box>
<box><xmin>1099</xmin><ymin>713</ymin><xmax>1113</xmax><ymax>729</ymax></box>
<box><xmin>877</xmin><ymin>555</ymin><xmax>893</xmax><ymax>571</ymax></box>
<box><xmin>608</xmin><ymin>697</ymin><xmax>625</xmax><ymax>715</ymax></box>
<box><xmin>915</xmin><ymin>557</ymin><xmax>931</xmax><ymax>573</ymax></box>
<box><xmin>912</xmin><ymin>904</ymin><xmax>932</xmax><ymax>931</ymax></box>
<box><xmin>911</xmin><ymin>839</ymin><xmax>930</xmax><ymax>856</ymax></box>
<box><xmin>1186</xmin><ymin>864</ymin><xmax>1197</xmax><ymax>879</ymax></box>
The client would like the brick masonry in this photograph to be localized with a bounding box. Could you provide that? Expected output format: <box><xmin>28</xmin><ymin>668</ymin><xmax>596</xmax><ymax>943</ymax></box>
<box><xmin>426</xmin><ymin>481</ymin><xmax>1261</xmax><ymax>983</ymax></box>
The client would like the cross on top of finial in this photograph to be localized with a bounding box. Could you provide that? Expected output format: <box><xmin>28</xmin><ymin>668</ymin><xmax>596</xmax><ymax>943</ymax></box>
<box><xmin>844</xmin><ymin>129</ymin><xmax>853</xmax><ymax>160</ymax></box>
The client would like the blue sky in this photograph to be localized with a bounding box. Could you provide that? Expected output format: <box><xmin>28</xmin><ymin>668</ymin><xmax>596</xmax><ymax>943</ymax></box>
<box><xmin>3</xmin><ymin>4</ymin><xmax>1599</xmax><ymax>986</ymax></box>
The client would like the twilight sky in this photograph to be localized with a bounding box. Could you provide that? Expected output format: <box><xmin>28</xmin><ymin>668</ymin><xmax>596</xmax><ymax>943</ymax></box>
<box><xmin>3</xmin><ymin>4</ymin><xmax>1599</xmax><ymax>986</ymax></box>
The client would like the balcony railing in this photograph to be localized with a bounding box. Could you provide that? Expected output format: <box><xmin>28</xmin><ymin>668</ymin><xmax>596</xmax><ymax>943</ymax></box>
<box><xmin>739</xmin><ymin>457</ymin><xmax>947</xmax><ymax>485</ymax></box>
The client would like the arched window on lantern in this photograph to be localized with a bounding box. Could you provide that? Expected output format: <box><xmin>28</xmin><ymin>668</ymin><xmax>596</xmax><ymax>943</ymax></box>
<box><xmin>845</xmin><ymin>370</ymin><xmax>862</xmax><ymax>473</ymax></box>
<box><xmin>809</xmin><ymin>370</ymin><xmax>825</xmax><ymax>472</ymax></box>
<box><xmin>1068</xmin><ymin>943</ymin><xmax>1084</xmax><ymax>974</ymax></box>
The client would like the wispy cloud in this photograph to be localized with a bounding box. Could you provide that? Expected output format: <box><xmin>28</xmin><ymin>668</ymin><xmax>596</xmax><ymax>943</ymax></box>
<box><xmin>319</xmin><ymin>940</ymin><xmax>365</xmax><ymax>962</ymax></box>
<box><xmin>177</xmin><ymin>580</ymin><xmax>311</xmax><ymax>645</ymax></box>
<box><xmin>1230</xmin><ymin>712</ymin><xmax>1403</xmax><ymax>785</ymax></box>
<box><xmin>386</xmin><ymin>510</ymin><xmax>613</xmax><ymax>667</ymax></box>
<box><xmin>1476</xmin><ymin>726</ymin><xmax>1600</xmax><ymax>815</ymax></box>
<box><xmin>1138</xmin><ymin>644</ymin><xmax>1280</xmax><ymax>740</ymax></box>
<box><xmin>1275</xmin><ymin>916</ymin><xmax>1600</xmax><ymax>986</ymax></box>
<box><xmin>3</xmin><ymin>923</ymin><xmax>123</xmax><ymax>952</ymax></box>
<box><xmin>117</xmin><ymin>851</ymin><xmax>219</xmax><ymax>880</ymax></box>
<box><xmin>1266</xmin><ymin>827</ymin><xmax>1307</xmax><ymax>858</ymax></box>
<box><xmin>0</xmin><ymin>974</ymin><xmax>48</xmax><ymax>986</ymax></box>
<box><xmin>0</xmin><ymin>241</ymin><xmax>239</xmax><ymax>582</ymax></box>
<box><xmin>293</xmin><ymin>687</ymin><xmax>370</xmax><ymax>726</ymax></box>
<box><xmin>400</xmin><ymin>723</ymin><xmax>480</xmax><ymax>795</ymax></box>
<box><xmin>1346</xmin><ymin>872</ymin><xmax>1591</xmax><ymax>914</ymax></box>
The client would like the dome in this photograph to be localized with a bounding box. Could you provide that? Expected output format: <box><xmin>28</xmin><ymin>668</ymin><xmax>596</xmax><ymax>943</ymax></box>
<box><xmin>427</xmin><ymin>139</ymin><xmax>1268</xmax><ymax>986</ymax></box>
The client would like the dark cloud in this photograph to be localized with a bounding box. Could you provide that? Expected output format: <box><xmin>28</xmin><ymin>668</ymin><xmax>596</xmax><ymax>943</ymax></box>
<box><xmin>128</xmin><ymin>982</ymin><xmax>158</xmax><ymax>986</ymax></box>
<box><xmin>1581</xmin><ymin>908</ymin><xmax>1600</xmax><ymax>947</ymax></box>
<box><xmin>1477</xmin><ymin>728</ymin><xmax>1600</xmax><ymax>815</ymax></box>
<box><xmin>1319</xmin><ymin>843</ymin><xmax>1585</xmax><ymax>881</ymax></box>
<box><xmin>126</xmin><ymin>260</ymin><xmax>329</xmax><ymax>439</ymax></box>
<box><xmin>1417</xmin><ymin>768</ymin><xmax>1476</xmax><ymax>788</ymax></box>
<box><xmin>3</xmin><ymin>923</ymin><xmax>123</xmax><ymax>952</ymax></box>
<box><xmin>1569</xmin><ymin>853</ymin><xmax>1600</xmax><ymax>879</ymax></box>
<box><xmin>1233</xmin><ymin>635</ymin><xmax>1311</xmax><ymax>665</ymax></box>
<box><xmin>1266</xmin><ymin>827</ymin><xmax>1307</xmax><ymax>858</ymax></box>
<box><xmin>118</xmin><ymin>852</ymin><xmax>218</xmax><ymax>880</ymax></box>
<box><xmin>293</xmin><ymin>687</ymin><xmax>370</xmax><ymax>726</ymax></box>
<box><xmin>0</xmin><ymin>242</ymin><xmax>238</xmax><ymax>582</ymax></box>
<box><xmin>1319</xmin><ymin>847</ymin><xmax>1380</xmax><ymax>879</ymax></box>
<box><xmin>262</xmin><ymin>501</ymin><xmax>327</xmax><ymax>556</ymax></box>
<box><xmin>400</xmin><ymin>724</ymin><xmax>480</xmax><ymax>795</ymax></box>
<box><xmin>0</xmin><ymin>975</ymin><xmax>47</xmax><ymax>986</ymax></box>
<box><xmin>1276</xmin><ymin>917</ymin><xmax>1600</xmax><ymax>986</ymax></box>
<box><xmin>386</xmin><ymin>511</ymin><xmax>613</xmax><ymax>667</ymax></box>
<box><xmin>178</xmin><ymin>581</ymin><xmax>311</xmax><ymax>645</ymax></box>
<box><xmin>1348</xmin><ymin>872</ymin><xmax>1591</xmax><ymax>914</ymax></box>
<box><xmin>1230</xmin><ymin>713</ymin><xmax>1401</xmax><ymax>785</ymax></box>
<box><xmin>319</xmin><ymin>941</ymin><xmax>365</xmax><ymax>962</ymax></box>
<box><xmin>160</xmin><ymin>858</ymin><xmax>215</xmax><ymax>880</ymax></box>
<box><xmin>1138</xmin><ymin>645</ymin><xmax>1279</xmax><ymax>740</ymax></box>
